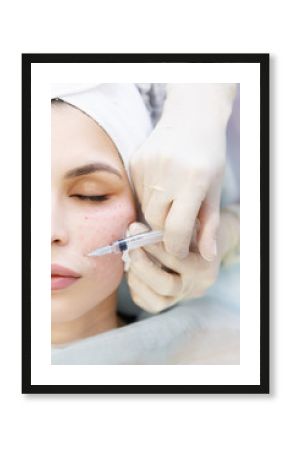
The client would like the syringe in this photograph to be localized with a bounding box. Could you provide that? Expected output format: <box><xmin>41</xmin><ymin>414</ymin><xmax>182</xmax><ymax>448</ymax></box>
<box><xmin>87</xmin><ymin>230</ymin><xmax>164</xmax><ymax>257</ymax></box>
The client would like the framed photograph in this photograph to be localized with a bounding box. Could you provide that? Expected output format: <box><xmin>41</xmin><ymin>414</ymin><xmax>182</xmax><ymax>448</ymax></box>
<box><xmin>22</xmin><ymin>53</ymin><xmax>269</xmax><ymax>394</ymax></box>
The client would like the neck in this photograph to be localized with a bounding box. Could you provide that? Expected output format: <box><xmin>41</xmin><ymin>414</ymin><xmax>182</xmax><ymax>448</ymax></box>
<box><xmin>51</xmin><ymin>292</ymin><xmax>118</xmax><ymax>346</ymax></box>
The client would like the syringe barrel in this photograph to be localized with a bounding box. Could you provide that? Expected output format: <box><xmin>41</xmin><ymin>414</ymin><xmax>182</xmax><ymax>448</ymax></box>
<box><xmin>116</xmin><ymin>230</ymin><xmax>163</xmax><ymax>252</ymax></box>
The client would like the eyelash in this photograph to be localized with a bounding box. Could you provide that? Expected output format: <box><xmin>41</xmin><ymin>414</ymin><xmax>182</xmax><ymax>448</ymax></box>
<box><xmin>70</xmin><ymin>194</ymin><xmax>109</xmax><ymax>202</ymax></box>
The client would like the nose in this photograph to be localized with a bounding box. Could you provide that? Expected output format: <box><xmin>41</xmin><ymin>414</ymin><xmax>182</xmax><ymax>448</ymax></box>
<box><xmin>51</xmin><ymin>197</ymin><xmax>69</xmax><ymax>246</ymax></box>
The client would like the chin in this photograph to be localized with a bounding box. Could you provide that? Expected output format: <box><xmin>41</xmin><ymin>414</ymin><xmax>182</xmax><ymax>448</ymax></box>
<box><xmin>51</xmin><ymin>292</ymin><xmax>103</xmax><ymax>324</ymax></box>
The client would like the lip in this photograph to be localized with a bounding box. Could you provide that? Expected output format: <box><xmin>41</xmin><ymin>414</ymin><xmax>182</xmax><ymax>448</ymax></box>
<box><xmin>51</xmin><ymin>264</ymin><xmax>81</xmax><ymax>291</ymax></box>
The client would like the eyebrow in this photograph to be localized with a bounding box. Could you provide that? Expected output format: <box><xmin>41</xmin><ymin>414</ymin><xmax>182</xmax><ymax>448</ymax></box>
<box><xmin>64</xmin><ymin>163</ymin><xmax>122</xmax><ymax>179</ymax></box>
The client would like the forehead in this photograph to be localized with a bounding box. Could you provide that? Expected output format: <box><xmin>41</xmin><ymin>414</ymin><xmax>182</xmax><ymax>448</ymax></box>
<box><xmin>51</xmin><ymin>102</ymin><xmax>124</xmax><ymax>170</ymax></box>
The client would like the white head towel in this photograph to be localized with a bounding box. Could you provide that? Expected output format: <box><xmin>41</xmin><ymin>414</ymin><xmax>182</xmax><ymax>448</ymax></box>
<box><xmin>51</xmin><ymin>84</ymin><xmax>153</xmax><ymax>178</ymax></box>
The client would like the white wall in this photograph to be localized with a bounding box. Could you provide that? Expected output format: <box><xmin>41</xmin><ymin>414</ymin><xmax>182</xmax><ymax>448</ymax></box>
<box><xmin>1</xmin><ymin>1</ymin><xmax>285</xmax><ymax>449</ymax></box>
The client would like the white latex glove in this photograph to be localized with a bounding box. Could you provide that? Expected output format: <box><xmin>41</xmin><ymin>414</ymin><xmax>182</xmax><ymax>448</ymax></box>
<box><xmin>130</xmin><ymin>83</ymin><xmax>237</xmax><ymax>261</ymax></box>
<box><xmin>126</xmin><ymin>209</ymin><xmax>239</xmax><ymax>314</ymax></box>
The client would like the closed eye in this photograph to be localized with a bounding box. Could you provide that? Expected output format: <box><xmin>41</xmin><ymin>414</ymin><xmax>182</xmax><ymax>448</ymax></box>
<box><xmin>70</xmin><ymin>194</ymin><xmax>109</xmax><ymax>202</ymax></box>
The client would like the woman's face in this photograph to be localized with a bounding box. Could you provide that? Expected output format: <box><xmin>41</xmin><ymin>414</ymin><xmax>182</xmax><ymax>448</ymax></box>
<box><xmin>51</xmin><ymin>102</ymin><xmax>136</xmax><ymax>323</ymax></box>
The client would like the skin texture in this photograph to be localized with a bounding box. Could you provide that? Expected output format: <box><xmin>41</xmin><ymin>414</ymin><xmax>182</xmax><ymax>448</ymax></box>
<box><xmin>51</xmin><ymin>102</ymin><xmax>136</xmax><ymax>345</ymax></box>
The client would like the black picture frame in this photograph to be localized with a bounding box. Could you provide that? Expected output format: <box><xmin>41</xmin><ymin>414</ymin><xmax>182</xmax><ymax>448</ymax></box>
<box><xmin>22</xmin><ymin>53</ymin><xmax>269</xmax><ymax>394</ymax></box>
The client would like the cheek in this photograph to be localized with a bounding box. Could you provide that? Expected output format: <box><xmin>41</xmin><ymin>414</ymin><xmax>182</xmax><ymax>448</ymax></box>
<box><xmin>77</xmin><ymin>199</ymin><xmax>136</xmax><ymax>304</ymax></box>
<box><xmin>77</xmin><ymin>198</ymin><xmax>136</xmax><ymax>253</ymax></box>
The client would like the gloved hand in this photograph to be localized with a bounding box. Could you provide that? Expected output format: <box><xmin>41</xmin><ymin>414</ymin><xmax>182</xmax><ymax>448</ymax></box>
<box><xmin>126</xmin><ymin>209</ymin><xmax>239</xmax><ymax>313</ymax></box>
<box><xmin>130</xmin><ymin>83</ymin><xmax>237</xmax><ymax>261</ymax></box>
